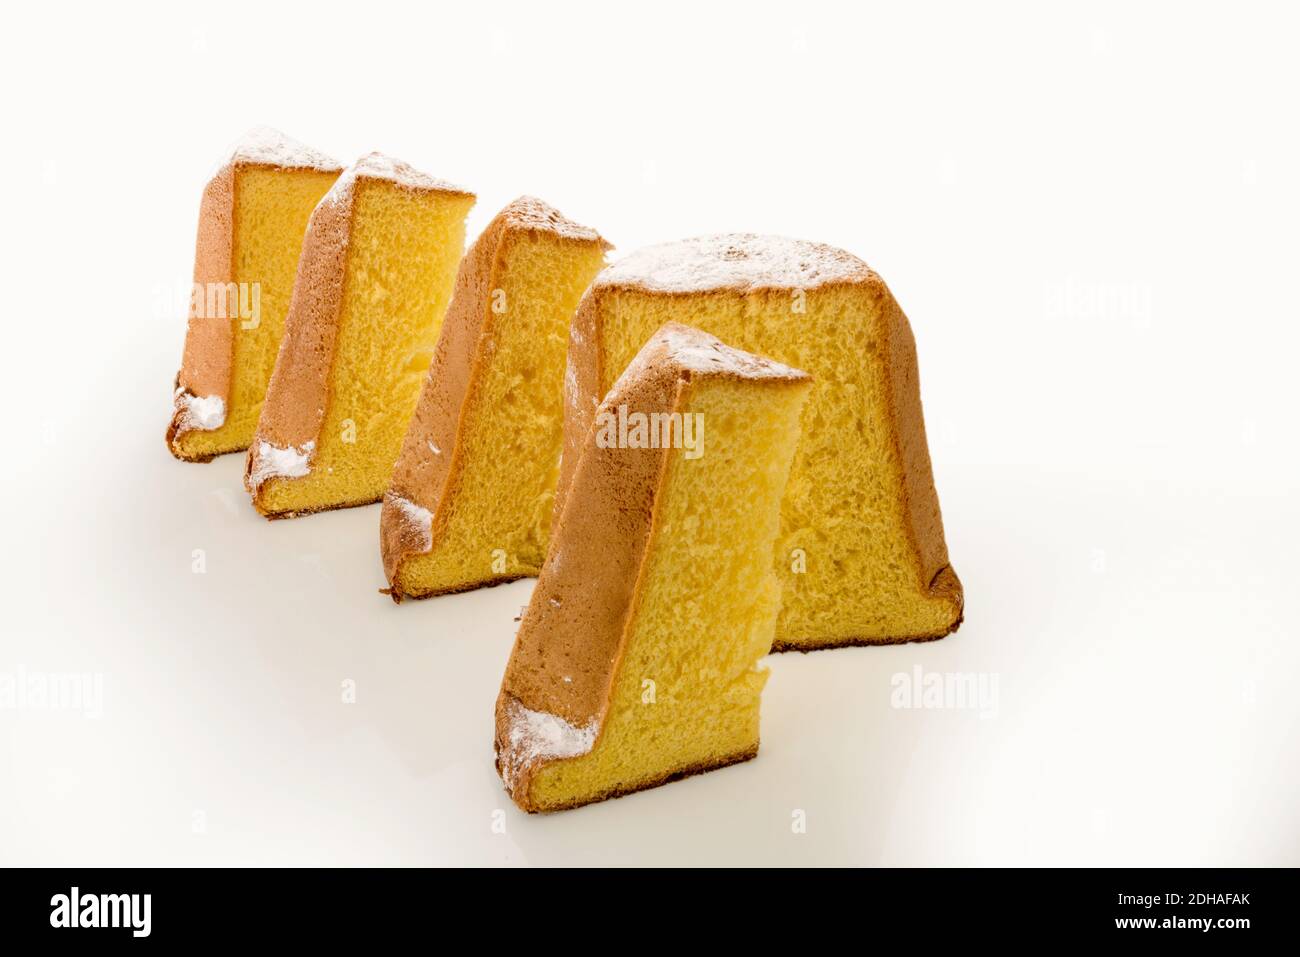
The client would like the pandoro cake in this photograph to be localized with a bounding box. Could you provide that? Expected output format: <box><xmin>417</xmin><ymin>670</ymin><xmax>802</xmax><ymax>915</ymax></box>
<box><xmin>245</xmin><ymin>153</ymin><xmax>475</xmax><ymax>518</ymax></box>
<box><xmin>381</xmin><ymin>197</ymin><xmax>610</xmax><ymax>599</ymax></box>
<box><xmin>496</xmin><ymin>323</ymin><xmax>811</xmax><ymax>812</ymax></box>
<box><xmin>166</xmin><ymin>127</ymin><xmax>342</xmax><ymax>461</ymax></box>
<box><xmin>557</xmin><ymin>235</ymin><xmax>963</xmax><ymax>651</ymax></box>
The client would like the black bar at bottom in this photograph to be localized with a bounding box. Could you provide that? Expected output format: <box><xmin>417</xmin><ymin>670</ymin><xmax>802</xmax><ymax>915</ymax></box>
<box><xmin>0</xmin><ymin>866</ymin><xmax>1290</xmax><ymax>943</ymax></box>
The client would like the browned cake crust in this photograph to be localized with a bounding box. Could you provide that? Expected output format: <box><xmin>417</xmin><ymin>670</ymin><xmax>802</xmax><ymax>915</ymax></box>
<box><xmin>166</xmin><ymin>163</ymin><xmax>235</xmax><ymax>461</ymax></box>
<box><xmin>495</xmin><ymin>323</ymin><xmax>811</xmax><ymax>812</ymax></box>
<box><xmin>166</xmin><ymin>130</ymin><xmax>342</xmax><ymax>461</ymax></box>
<box><xmin>244</xmin><ymin>154</ymin><xmax>475</xmax><ymax>517</ymax></box>
<box><xmin>555</xmin><ymin>236</ymin><xmax>962</xmax><ymax>650</ymax></box>
<box><xmin>380</xmin><ymin>197</ymin><xmax>609</xmax><ymax>595</ymax></box>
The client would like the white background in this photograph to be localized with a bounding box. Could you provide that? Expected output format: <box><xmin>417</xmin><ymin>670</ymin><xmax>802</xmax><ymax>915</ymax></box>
<box><xmin>1</xmin><ymin>1</ymin><xmax>1296</xmax><ymax>866</ymax></box>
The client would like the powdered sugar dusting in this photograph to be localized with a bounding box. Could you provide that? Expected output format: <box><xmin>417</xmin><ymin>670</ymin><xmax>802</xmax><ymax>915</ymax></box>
<box><xmin>608</xmin><ymin>323</ymin><xmax>809</xmax><ymax>395</ymax></box>
<box><xmin>225</xmin><ymin>126</ymin><xmax>342</xmax><ymax>172</ymax></box>
<box><xmin>173</xmin><ymin>388</ymin><xmax>226</xmax><ymax>432</ymax></box>
<box><xmin>657</xmin><ymin>323</ymin><xmax>809</xmax><ymax>380</ymax></box>
<box><xmin>322</xmin><ymin>152</ymin><xmax>473</xmax><ymax>208</ymax></box>
<box><xmin>597</xmin><ymin>234</ymin><xmax>871</xmax><ymax>294</ymax></box>
<box><xmin>387</xmin><ymin>493</ymin><xmax>433</xmax><ymax>553</ymax></box>
<box><xmin>247</xmin><ymin>439</ymin><xmax>314</xmax><ymax>492</ymax></box>
<box><xmin>497</xmin><ymin>696</ymin><xmax>597</xmax><ymax>794</ymax></box>
<box><xmin>502</xmin><ymin>196</ymin><xmax>605</xmax><ymax>243</ymax></box>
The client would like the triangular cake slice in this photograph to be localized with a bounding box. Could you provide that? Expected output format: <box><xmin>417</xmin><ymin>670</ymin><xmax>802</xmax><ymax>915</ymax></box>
<box><xmin>381</xmin><ymin>197</ymin><xmax>610</xmax><ymax>599</ymax></box>
<box><xmin>496</xmin><ymin>323</ymin><xmax>812</xmax><ymax>812</ymax></box>
<box><xmin>245</xmin><ymin>153</ymin><xmax>475</xmax><ymax>517</ymax></box>
<box><xmin>167</xmin><ymin>127</ymin><xmax>342</xmax><ymax>461</ymax></box>
<box><xmin>557</xmin><ymin>235</ymin><xmax>963</xmax><ymax>651</ymax></box>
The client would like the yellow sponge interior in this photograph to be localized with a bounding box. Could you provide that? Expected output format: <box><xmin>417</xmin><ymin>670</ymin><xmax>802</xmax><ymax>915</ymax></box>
<box><xmin>258</xmin><ymin>180</ymin><xmax>473</xmax><ymax>514</ymax></box>
<box><xmin>530</xmin><ymin>375</ymin><xmax>808</xmax><ymax>809</ymax></box>
<box><xmin>175</xmin><ymin>166</ymin><xmax>337</xmax><ymax>459</ymax></box>
<box><xmin>396</xmin><ymin>233</ymin><xmax>607</xmax><ymax>594</ymax></box>
<box><xmin>598</xmin><ymin>288</ymin><xmax>957</xmax><ymax>647</ymax></box>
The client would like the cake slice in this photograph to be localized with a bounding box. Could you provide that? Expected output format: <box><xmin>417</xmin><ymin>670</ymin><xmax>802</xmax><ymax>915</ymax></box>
<box><xmin>166</xmin><ymin>127</ymin><xmax>342</xmax><ymax>461</ymax></box>
<box><xmin>496</xmin><ymin>323</ymin><xmax>812</xmax><ymax>812</ymax></box>
<box><xmin>245</xmin><ymin>153</ymin><xmax>475</xmax><ymax>517</ymax></box>
<box><xmin>381</xmin><ymin>197</ymin><xmax>609</xmax><ymax>599</ymax></box>
<box><xmin>557</xmin><ymin>235</ymin><xmax>963</xmax><ymax>651</ymax></box>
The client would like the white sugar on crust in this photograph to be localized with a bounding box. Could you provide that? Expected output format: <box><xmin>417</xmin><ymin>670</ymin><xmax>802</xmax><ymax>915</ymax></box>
<box><xmin>607</xmin><ymin>323</ymin><xmax>809</xmax><ymax>398</ymax></box>
<box><xmin>656</xmin><ymin>323</ymin><xmax>810</xmax><ymax>381</ymax></box>
<box><xmin>597</xmin><ymin>234</ymin><xmax>873</xmax><ymax>294</ymax></box>
<box><xmin>502</xmin><ymin>196</ymin><xmax>604</xmax><ymax>243</ymax></box>
<box><xmin>386</xmin><ymin>493</ymin><xmax>433</xmax><ymax>554</ymax></box>
<box><xmin>173</xmin><ymin>389</ymin><xmax>226</xmax><ymax>432</ymax></box>
<box><xmin>247</xmin><ymin>439</ymin><xmax>314</xmax><ymax>492</ymax></box>
<box><xmin>497</xmin><ymin>696</ymin><xmax>597</xmax><ymax>794</ymax></box>
<box><xmin>322</xmin><ymin>152</ymin><xmax>473</xmax><ymax>207</ymax></box>
<box><xmin>225</xmin><ymin>126</ymin><xmax>342</xmax><ymax>172</ymax></box>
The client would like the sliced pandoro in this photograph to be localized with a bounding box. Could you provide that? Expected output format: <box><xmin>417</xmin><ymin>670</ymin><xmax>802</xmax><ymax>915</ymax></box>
<box><xmin>381</xmin><ymin>197</ymin><xmax>610</xmax><ymax>599</ymax></box>
<box><xmin>245</xmin><ymin>153</ymin><xmax>475</xmax><ymax>518</ymax></box>
<box><xmin>496</xmin><ymin>323</ymin><xmax>812</xmax><ymax>812</ymax></box>
<box><xmin>167</xmin><ymin>127</ymin><xmax>342</xmax><ymax>461</ymax></box>
<box><xmin>558</xmin><ymin>235</ymin><xmax>963</xmax><ymax>651</ymax></box>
